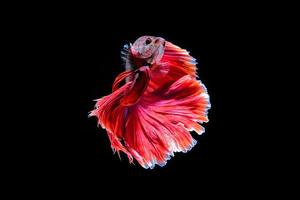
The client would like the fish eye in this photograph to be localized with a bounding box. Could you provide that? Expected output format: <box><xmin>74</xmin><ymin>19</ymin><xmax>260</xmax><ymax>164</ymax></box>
<box><xmin>145</xmin><ymin>38</ymin><xmax>152</xmax><ymax>45</ymax></box>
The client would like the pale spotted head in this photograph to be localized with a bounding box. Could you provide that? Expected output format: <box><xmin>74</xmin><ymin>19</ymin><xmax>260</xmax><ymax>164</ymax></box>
<box><xmin>131</xmin><ymin>36</ymin><xmax>166</xmax><ymax>64</ymax></box>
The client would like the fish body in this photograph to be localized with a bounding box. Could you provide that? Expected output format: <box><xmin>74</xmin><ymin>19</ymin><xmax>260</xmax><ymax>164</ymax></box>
<box><xmin>90</xmin><ymin>36</ymin><xmax>211</xmax><ymax>169</ymax></box>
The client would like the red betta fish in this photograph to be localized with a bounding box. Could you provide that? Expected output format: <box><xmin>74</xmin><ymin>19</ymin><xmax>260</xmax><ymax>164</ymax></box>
<box><xmin>90</xmin><ymin>36</ymin><xmax>211</xmax><ymax>169</ymax></box>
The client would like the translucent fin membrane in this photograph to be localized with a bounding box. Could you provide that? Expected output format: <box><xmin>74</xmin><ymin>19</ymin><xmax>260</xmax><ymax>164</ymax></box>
<box><xmin>90</xmin><ymin>75</ymin><xmax>210</xmax><ymax>169</ymax></box>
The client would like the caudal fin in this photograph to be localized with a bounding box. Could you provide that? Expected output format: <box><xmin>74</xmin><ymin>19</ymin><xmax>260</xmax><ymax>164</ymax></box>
<box><xmin>90</xmin><ymin>74</ymin><xmax>210</xmax><ymax>169</ymax></box>
<box><xmin>122</xmin><ymin>75</ymin><xmax>210</xmax><ymax>169</ymax></box>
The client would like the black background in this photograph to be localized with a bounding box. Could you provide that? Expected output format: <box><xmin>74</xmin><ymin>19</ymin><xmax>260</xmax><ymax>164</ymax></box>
<box><xmin>15</xmin><ymin>5</ymin><xmax>275</xmax><ymax>195</ymax></box>
<box><xmin>57</xmin><ymin>22</ymin><xmax>250</xmax><ymax>181</ymax></box>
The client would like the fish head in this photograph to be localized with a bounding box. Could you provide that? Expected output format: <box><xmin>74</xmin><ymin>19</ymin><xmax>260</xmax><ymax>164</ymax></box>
<box><xmin>131</xmin><ymin>36</ymin><xmax>165</xmax><ymax>64</ymax></box>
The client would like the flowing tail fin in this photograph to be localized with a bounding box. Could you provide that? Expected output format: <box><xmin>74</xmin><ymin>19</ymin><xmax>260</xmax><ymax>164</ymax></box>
<box><xmin>91</xmin><ymin>73</ymin><xmax>210</xmax><ymax>169</ymax></box>
<box><xmin>122</xmin><ymin>75</ymin><xmax>210</xmax><ymax>168</ymax></box>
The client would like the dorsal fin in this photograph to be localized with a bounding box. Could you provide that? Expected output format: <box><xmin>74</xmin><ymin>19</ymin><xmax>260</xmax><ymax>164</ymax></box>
<box><xmin>161</xmin><ymin>42</ymin><xmax>198</xmax><ymax>78</ymax></box>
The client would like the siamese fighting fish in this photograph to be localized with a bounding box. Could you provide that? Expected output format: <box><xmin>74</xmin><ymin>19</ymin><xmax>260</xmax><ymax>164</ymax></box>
<box><xmin>90</xmin><ymin>36</ymin><xmax>211</xmax><ymax>169</ymax></box>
